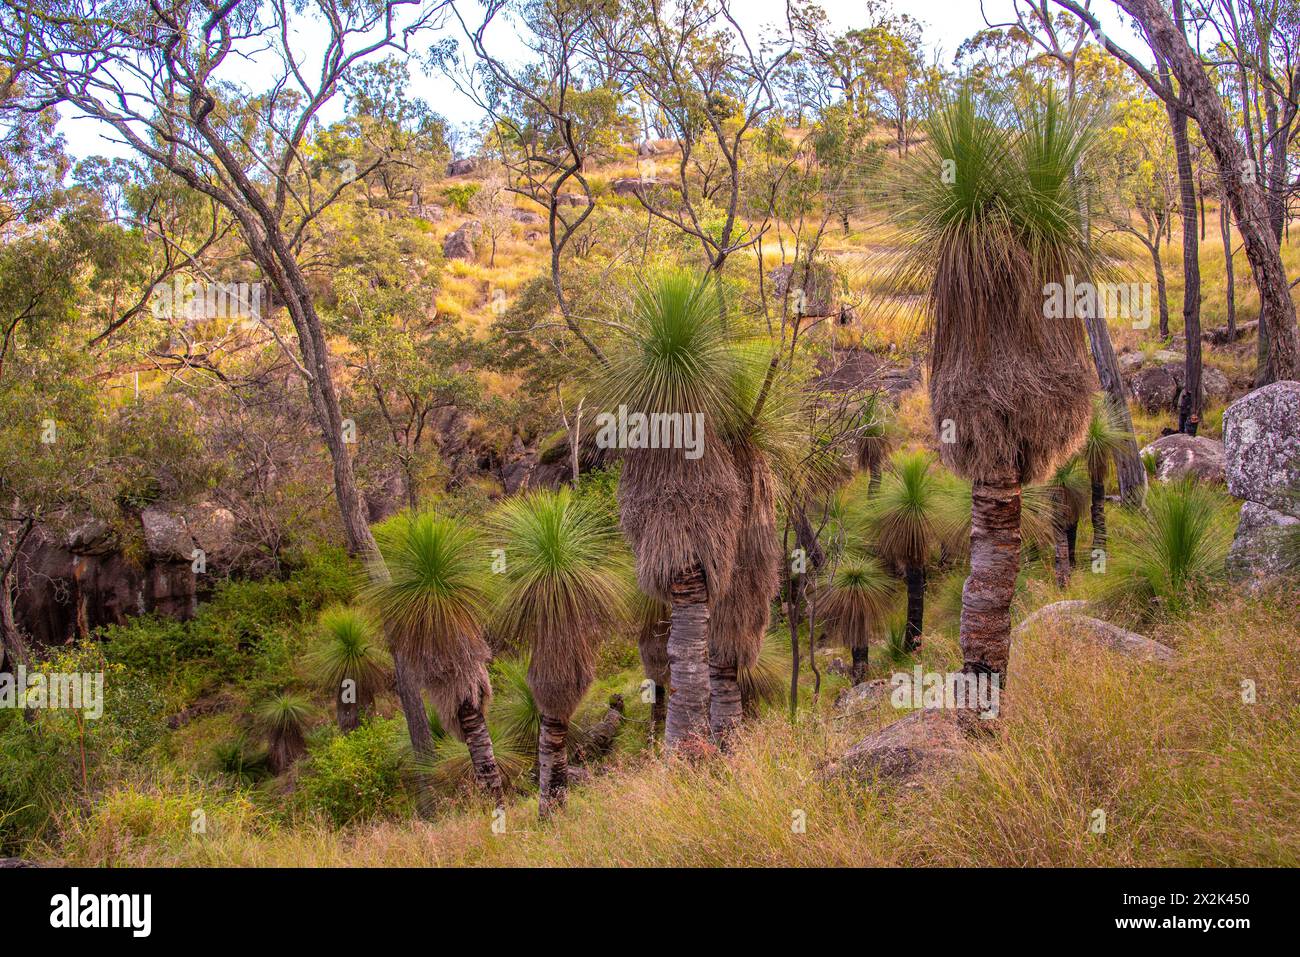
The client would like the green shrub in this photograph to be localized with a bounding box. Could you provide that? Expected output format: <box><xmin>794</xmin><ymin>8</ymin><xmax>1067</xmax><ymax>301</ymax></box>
<box><xmin>296</xmin><ymin>718</ymin><xmax>411</xmax><ymax>826</ymax></box>
<box><xmin>97</xmin><ymin>546</ymin><xmax>358</xmax><ymax>704</ymax></box>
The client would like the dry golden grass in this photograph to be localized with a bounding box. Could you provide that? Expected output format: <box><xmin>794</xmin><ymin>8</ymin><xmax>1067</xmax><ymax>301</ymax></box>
<box><xmin>50</xmin><ymin>586</ymin><xmax>1298</xmax><ymax>867</ymax></box>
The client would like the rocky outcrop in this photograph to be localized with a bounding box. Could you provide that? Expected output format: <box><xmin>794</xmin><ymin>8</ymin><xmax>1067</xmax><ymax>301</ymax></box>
<box><xmin>410</xmin><ymin>203</ymin><xmax>444</xmax><ymax>221</ymax></box>
<box><xmin>446</xmin><ymin>157</ymin><xmax>480</xmax><ymax>176</ymax></box>
<box><xmin>1130</xmin><ymin>365</ymin><xmax>1180</xmax><ymax>412</ymax></box>
<box><xmin>636</xmin><ymin>138</ymin><xmax>678</xmax><ymax>157</ymax></box>
<box><xmin>830</xmin><ymin>709</ymin><xmax>966</xmax><ymax>782</ymax></box>
<box><xmin>15</xmin><ymin>502</ymin><xmax>239</xmax><ymax>647</ymax></box>
<box><xmin>834</xmin><ymin>678</ymin><xmax>891</xmax><ymax>714</ymax></box>
<box><xmin>611</xmin><ymin>176</ymin><xmax>677</xmax><ymax>197</ymax></box>
<box><xmin>510</xmin><ymin>208</ymin><xmax>542</xmax><ymax>225</ymax></box>
<box><xmin>442</xmin><ymin>222</ymin><xmax>479</xmax><ymax>261</ymax></box>
<box><xmin>1139</xmin><ymin>433</ymin><xmax>1226</xmax><ymax>484</ymax></box>
<box><xmin>1014</xmin><ymin>601</ymin><xmax>1177</xmax><ymax>663</ymax></box>
<box><xmin>1127</xmin><ymin>358</ymin><xmax>1232</xmax><ymax>411</ymax></box>
<box><xmin>1223</xmin><ymin>381</ymin><xmax>1300</xmax><ymax>581</ymax></box>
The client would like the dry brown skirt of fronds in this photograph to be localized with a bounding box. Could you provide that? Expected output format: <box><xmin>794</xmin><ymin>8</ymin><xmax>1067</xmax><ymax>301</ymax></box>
<box><xmin>927</xmin><ymin>235</ymin><xmax>1094</xmax><ymax>484</ymax></box>
<box><xmin>709</xmin><ymin>442</ymin><xmax>781</xmax><ymax>671</ymax></box>
<box><xmin>619</xmin><ymin>427</ymin><xmax>741</xmax><ymax>602</ymax></box>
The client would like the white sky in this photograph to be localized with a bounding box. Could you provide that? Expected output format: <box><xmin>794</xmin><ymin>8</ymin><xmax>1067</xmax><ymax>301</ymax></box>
<box><xmin>56</xmin><ymin>0</ymin><xmax>1145</xmax><ymax>160</ymax></box>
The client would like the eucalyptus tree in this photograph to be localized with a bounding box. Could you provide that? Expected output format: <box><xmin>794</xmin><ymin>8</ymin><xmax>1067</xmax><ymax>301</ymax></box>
<box><xmin>490</xmin><ymin>488</ymin><xmax>631</xmax><ymax>817</ymax></box>
<box><xmin>1053</xmin><ymin>0</ymin><xmax>1300</xmax><ymax>385</ymax></box>
<box><xmin>0</xmin><ymin>0</ymin><xmax>451</xmax><ymax>753</ymax></box>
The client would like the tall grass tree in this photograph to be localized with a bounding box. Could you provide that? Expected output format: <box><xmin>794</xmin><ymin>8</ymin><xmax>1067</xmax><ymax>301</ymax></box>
<box><xmin>886</xmin><ymin>86</ymin><xmax>1101</xmax><ymax>698</ymax></box>
<box><xmin>1080</xmin><ymin>393</ymin><xmax>1134</xmax><ymax>550</ymax></box>
<box><xmin>603</xmin><ymin>271</ymin><xmax>744</xmax><ymax>750</ymax></box>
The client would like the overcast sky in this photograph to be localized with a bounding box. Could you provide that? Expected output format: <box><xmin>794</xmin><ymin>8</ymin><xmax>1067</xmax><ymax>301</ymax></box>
<box><xmin>56</xmin><ymin>0</ymin><xmax>1145</xmax><ymax>161</ymax></box>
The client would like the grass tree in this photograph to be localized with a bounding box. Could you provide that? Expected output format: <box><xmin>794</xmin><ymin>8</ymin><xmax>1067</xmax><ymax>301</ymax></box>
<box><xmin>604</xmin><ymin>271</ymin><xmax>743</xmax><ymax>750</ymax></box>
<box><xmin>254</xmin><ymin>694</ymin><xmax>312</xmax><ymax>775</ymax></box>
<box><xmin>1042</xmin><ymin>457</ymin><xmax>1090</xmax><ymax>587</ymax></box>
<box><xmin>490</xmin><ymin>488</ymin><xmax>631</xmax><ymax>817</ymax></box>
<box><xmin>706</xmin><ymin>348</ymin><xmax>797</xmax><ymax>744</ymax></box>
<box><xmin>308</xmin><ymin>606</ymin><xmax>392</xmax><ymax>733</ymax></box>
<box><xmin>364</xmin><ymin>511</ymin><xmax>503</xmax><ymax>805</ymax></box>
<box><xmin>857</xmin><ymin>451</ymin><xmax>960</xmax><ymax>652</ymax></box>
<box><xmin>1080</xmin><ymin>394</ymin><xmax>1134</xmax><ymax>550</ymax></box>
<box><xmin>888</xmin><ymin>87</ymin><xmax>1099</xmax><ymax>694</ymax></box>
<box><xmin>854</xmin><ymin>392</ymin><xmax>896</xmax><ymax>494</ymax></box>
<box><xmin>820</xmin><ymin>552</ymin><xmax>898</xmax><ymax>683</ymax></box>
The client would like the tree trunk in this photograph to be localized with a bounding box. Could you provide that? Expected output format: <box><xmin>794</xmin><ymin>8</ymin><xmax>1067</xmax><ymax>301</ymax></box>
<box><xmin>666</xmin><ymin>562</ymin><xmax>711</xmax><ymax>750</ymax></box>
<box><xmin>1066</xmin><ymin>522</ymin><xmax>1078</xmax><ymax>568</ymax></box>
<box><xmin>868</xmin><ymin>464</ymin><xmax>882</xmax><ymax>495</ymax></box>
<box><xmin>708</xmin><ymin>660</ymin><xmax>742</xmax><ymax>746</ymax></box>
<box><xmin>1082</xmin><ymin>308</ymin><xmax>1146</xmax><ymax>505</ymax></box>
<box><xmin>1053</xmin><ymin>524</ymin><xmax>1070</xmax><ymax>588</ymax></box>
<box><xmin>1117</xmin><ymin>0</ymin><xmax>1299</xmax><ymax>384</ymax></box>
<box><xmin>0</xmin><ymin>576</ymin><xmax>30</xmax><ymax>677</ymax></box>
<box><xmin>1151</xmin><ymin>241</ymin><xmax>1171</xmax><ymax>337</ymax></box>
<box><xmin>903</xmin><ymin>564</ymin><xmax>925</xmax><ymax>652</ymax></box>
<box><xmin>1169</xmin><ymin>95</ymin><xmax>1202</xmax><ymax>435</ymax></box>
<box><xmin>650</xmin><ymin>682</ymin><xmax>666</xmax><ymax>745</ymax></box>
<box><xmin>960</xmin><ymin>478</ymin><xmax>1022</xmax><ymax>688</ymax></box>
<box><xmin>395</xmin><ymin>655</ymin><xmax>435</xmax><ymax>757</ymax></box>
<box><xmin>1220</xmin><ymin>199</ymin><xmax>1236</xmax><ymax>341</ymax></box>
<box><xmin>850</xmin><ymin>646</ymin><xmax>868</xmax><ymax>685</ymax></box>
<box><xmin>336</xmin><ymin>696</ymin><xmax>359</xmax><ymax>734</ymax></box>
<box><xmin>456</xmin><ymin>698</ymin><xmax>504</xmax><ymax>807</ymax></box>
<box><xmin>1090</xmin><ymin>481</ymin><xmax>1107</xmax><ymax>549</ymax></box>
<box><xmin>574</xmin><ymin>694</ymin><xmax>624</xmax><ymax>763</ymax></box>
<box><xmin>537</xmin><ymin>713</ymin><xmax>568</xmax><ymax>818</ymax></box>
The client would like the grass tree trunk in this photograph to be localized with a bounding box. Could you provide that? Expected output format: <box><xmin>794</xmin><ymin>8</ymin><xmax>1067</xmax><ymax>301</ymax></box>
<box><xmin>457</xmin><ymin>699</ymin><xmax>504</xmax><ymax>807</ymax></box>
<box><xmin>1066</xmin><ymin>523</ymin><xmax>1078</xmax><ymax>568</ymax></box>
<box><xmin>960</xmin><ymin>478</ymin><xmax>1022</xmax><ymax>700</ymax></box>
<box><xmin>336</xmin><ymin>694</ymin><xmax>359</xmax><ymax>734</ymax></box>
<box><xmin>903</xmin><ymin>564</ymin><xmax>925</xmax><ymax>652</ymax></box>
<box><xmin>395</xmin><ymin>660</ymin><xmax>435</xmax><ymax>757</ymax></box>
<box><xmin>650</xmin><ymin>683</ymin><xmax>666</xmax><ymax>744</ymax></box>
<box><xmin>850</xmin><ymin>646</ymin><xmax>869</xmax><ymax>684</ymax></box>
<box><xmin>537</xmin><ymin>714</ymin><xmax>568</xmax><ymax>818</ymax></box>
<box><xmin>708</xmin><ymin>660</ymin><xmax>742</xmax><ymax>745</ymax></box>
<box><xmin>1053</xmin><ymin>524</ymin><xmax>1071</xmax><ymax>589</ymax></box>
<box><xmin>666</xmin><ymin>563</ymin><xmax>712</xmax><ymax>750</ymax></box>
<box><xmin>1090</xmin><ymin>481</ymin><xmax>1107</xmax><ymax>549</ymax></box>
